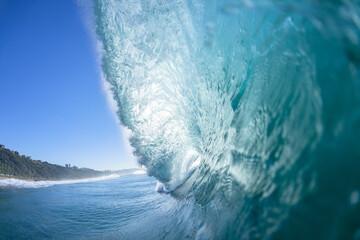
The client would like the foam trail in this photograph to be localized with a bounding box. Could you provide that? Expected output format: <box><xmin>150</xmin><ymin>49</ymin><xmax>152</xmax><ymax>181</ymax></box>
<box><xmin>133</xmin><ymin>169</ymin><xmax>146</xmax><ymax>175</ymax></box>
<box><xmin>0</xmin><ymin>175</ymin><xmax>121</xmax><ymax>189</ymax></box>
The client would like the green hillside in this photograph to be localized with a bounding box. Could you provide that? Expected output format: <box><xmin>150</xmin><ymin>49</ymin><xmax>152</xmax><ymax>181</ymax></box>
<box><xmin>0</xmin><ymin>146</ymin><xmax>104</xmax><ymax>180</ymax></box>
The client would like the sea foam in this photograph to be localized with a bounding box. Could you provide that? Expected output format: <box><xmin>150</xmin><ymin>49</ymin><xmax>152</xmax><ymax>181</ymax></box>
<box><xmin>0</xmin><ymin>174</ymin><xmax>120</xmax><ymax>189</ymax></box>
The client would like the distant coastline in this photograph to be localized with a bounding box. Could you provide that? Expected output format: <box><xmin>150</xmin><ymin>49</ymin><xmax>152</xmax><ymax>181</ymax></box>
<box><xmin>0</xmin><ymin>174</ymin><xmax>37</xmax><ymax>181</ymax></box>
<box><xmin>0</xmin><ymin>145</ymin><xmax>142</xmax><ymax>181</ymax></box>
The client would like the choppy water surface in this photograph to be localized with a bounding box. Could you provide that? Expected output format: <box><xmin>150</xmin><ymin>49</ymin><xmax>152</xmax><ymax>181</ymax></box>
<box><xmin>0</xmin><ymin>174</ymin><xmax>177</xmax><ymax>240</ymax></box>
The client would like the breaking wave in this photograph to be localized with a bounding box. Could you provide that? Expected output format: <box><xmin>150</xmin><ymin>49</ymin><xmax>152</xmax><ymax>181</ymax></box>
<box><xmin>93</xmin><ymin>0</ymin><xmax>360</xmax><ymax>238</ymax></box>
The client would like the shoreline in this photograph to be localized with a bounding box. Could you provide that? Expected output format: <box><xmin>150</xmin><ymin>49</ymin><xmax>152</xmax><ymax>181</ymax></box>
<box><xmin>0</xmin><ymin>170</ymin><xmax>146</xmax><ymax>182</ymax></box>
<box><xmin>0</xmin><ymin>171</ymin><xmax>146</xmax><ymax>188</ymax></box>
<box><xmin>0</xmin><ymin>175</ymin><xmax>37</xmax><ymax>181</ymax></box>
<box><xmin>0</xmin><ymin>174</ymin><xmax>114</xmax><ymax>182</ymax></box>
<box><xmin>0</xmin><ymin>174</ymin><xmax>125</xmax><ymax>188</ymax></box>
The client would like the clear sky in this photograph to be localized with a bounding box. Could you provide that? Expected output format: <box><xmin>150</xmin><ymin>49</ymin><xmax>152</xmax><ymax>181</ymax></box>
<box><xmin>0</xmin><ymin>0</ymin><xmax>138</xmax><ymax>170</ymax></box>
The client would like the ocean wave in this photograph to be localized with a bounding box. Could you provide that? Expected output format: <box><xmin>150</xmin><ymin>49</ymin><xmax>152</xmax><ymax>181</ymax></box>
<box><xmin>93</xmin><ymin>0</ymin><xmax>360</xmax><ymax>238</ymax></box>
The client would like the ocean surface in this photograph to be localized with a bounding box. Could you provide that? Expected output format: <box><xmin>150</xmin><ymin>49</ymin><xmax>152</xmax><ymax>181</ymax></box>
<box><xmin>0</xmin><ymin>174</ymin><xmax>178</xmax><ymax>240</ymax></box>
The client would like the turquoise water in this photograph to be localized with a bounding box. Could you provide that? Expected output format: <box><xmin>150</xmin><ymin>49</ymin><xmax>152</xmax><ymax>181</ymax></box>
<box><xmin>93</xmin><ymin>0</ymin><xmax>360</xmax><ymax>239</ymax></box>
<box><xmin>2</xmin><ymin>0</ymin><xmax>360</xmax><ymax>239</ymax></box>
<box><xmin>0</xmin><ymin>174</ymin><xmax>176</xmax><ymax>240</ymax></box>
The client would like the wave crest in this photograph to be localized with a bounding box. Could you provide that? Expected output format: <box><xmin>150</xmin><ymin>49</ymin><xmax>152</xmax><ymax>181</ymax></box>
<box><xmin>93</xmin><ymin>0</ymin><xmax>360</xmax><ymax>238</ymax></box>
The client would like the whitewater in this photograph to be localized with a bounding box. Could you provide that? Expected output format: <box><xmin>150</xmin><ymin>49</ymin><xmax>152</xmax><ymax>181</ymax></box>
<box><xmin>91</xmin><ymin>0</ymin><xmax>360</xmax><ymax>239</ymax></box>
<box><xmin>0</xmin><ymin>171</ymin><xmax>145</xmax><ymax>189</ymax></box>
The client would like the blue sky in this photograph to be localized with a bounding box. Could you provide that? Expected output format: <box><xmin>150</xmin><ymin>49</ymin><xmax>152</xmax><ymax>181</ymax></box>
<box><xmin>0</xmin><ymin>0</ymin><xmax>137</xmax><ymax>170</ymax></box>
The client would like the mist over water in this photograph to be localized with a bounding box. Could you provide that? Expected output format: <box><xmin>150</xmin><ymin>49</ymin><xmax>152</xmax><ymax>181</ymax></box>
<box><xmin>93</xmin><ymin>0</ymin><xmax>360</xmax><ymax>239</ymax></box>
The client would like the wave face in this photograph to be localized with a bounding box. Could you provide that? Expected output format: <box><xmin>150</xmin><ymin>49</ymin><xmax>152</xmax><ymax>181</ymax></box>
<box><xmin>93</xmin><ymin>0</ymin><xmax>360</xmax><ymax>238</ymax></box>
